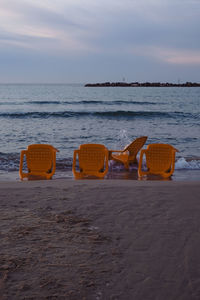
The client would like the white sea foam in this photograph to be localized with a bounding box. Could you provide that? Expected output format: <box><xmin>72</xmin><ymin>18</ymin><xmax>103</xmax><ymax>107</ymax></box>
<box><xmin>175</xmin><ymin>158</ymin><xmax>200</xmax><ymax>170</ymax></box>
<box><xmin>109</xmin><ymin>156</ymin><xmax>200</xmax><ymax>171</ymax></box>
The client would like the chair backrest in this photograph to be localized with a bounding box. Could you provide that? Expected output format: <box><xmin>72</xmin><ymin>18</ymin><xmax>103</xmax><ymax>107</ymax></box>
<box><xmin>145</xmin><ymin>144</ymin><xmax>176</xmax><ymax>173</ymax></box>
<box><xmin>123</xmin><ymin>136</ymin><xmax>147</xmax><ymax>159</ymax></box>
<box><xmin>78</xmin><ymin>144</ymin><xmax>108</xmax><ymax>172</ymax></box>
<box><xmin>26</xmin><ymin>144</ymin><xmax>56</xmax><ymax>173</ymax></box>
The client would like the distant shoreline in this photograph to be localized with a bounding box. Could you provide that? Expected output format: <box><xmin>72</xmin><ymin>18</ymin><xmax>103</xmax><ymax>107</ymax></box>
<box><xmin>85</xmin><ymin>81</ymin><xmax>200</xmax><ymax>87</ymax></box>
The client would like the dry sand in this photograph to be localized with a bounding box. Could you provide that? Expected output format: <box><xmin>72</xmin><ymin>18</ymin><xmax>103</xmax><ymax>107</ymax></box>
<box><xmin>0</xmin><ymin>179</ymin><xmax>200</xmax><ymax>300</ymax></box>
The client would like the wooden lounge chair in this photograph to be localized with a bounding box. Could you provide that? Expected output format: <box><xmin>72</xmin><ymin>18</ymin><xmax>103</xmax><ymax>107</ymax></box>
<box><xmin>72</xmin><ymin>144</ymin><xmax>109</xmax><ymax>179</ymax></box>
<box><xmin>19</xmin><ymin>144</ymin><xmax>59</xmax><ymax>180</ymax></box>
<box><xmin>109</xmin><ymin>136</ymin><xmax>148</xmax><ymax>169</ymax></box>
<box><xmin>138</xmin><ymin>143</ymin><xmax>179</xmax><ymax>178</ymax></box>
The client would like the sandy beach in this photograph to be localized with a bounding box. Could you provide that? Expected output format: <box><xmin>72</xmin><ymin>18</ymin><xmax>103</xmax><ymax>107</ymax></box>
<box><xmin>0</xmin><ymin>179</ymin><xmax>200</xmax><ymax>300</ymax></box>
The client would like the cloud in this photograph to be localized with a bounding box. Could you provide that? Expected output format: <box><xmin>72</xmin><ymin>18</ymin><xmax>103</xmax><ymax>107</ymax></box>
<box><xmin>161</xmin><ymin>50</ymin><xmax>200</xmax><ymax>65</ymax></box>
<box><xmin>128</xmin><ymin>46</ymin><xmax>200</xmax><ymax>65</ymax></box>
<box><xmin>0</xmin><ymin>0</ymin><xmax>200</xmax><ymax>82</ymax></box>
<box><xmin>1</xmin><ymin>0</ymin><xmax>199</xmax><ymax>54</ymax></box>
<box><xmin>0</xmin><ymin>0</ymin><xmax>94</xmax><ymax>54</ymax></box>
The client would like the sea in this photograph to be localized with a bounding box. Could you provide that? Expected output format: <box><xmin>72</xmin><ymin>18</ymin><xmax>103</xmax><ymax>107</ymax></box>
<box><xmin>0</xmin><ymin>83</ymin><xmax>200</xmax><ymax>181</ymax></box>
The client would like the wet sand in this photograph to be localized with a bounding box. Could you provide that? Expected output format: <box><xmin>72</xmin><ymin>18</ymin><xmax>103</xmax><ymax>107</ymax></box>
<box><xmin>0</xmin><ymin>179</ymin><xmax>200</xmax><ymax>299</ymax></box>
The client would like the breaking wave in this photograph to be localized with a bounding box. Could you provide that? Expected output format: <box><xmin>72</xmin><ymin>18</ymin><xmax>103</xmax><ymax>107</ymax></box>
<box><xmin>0</xmin><ymin>100</ymin><xmax>158</xmax><ymax>105</ymax></box>
<box><xmin>0</xmin><ymin>111</ymin><xmax>199</xmax><ymax>120</ymax></box>
<box><xmin>175</xmin><ymin>157</ymin><xmax>200</xmax><ymax>170</ymax></box>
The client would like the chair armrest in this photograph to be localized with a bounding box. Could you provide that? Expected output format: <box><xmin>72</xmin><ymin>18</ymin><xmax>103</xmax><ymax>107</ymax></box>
<box><xmin>48</xmin><ymin>150</ymin><xmax>57</xmax><ymax>178</ymax></box>
<box><xmin>102</xmin><ymin>150</ymin><xmax>109</xmax><ymax>177</ymax></box>
<box><xmin>108</xmin><ymin>149</ymin><xmax>124</xmax><ymax>160</ymax></box>
<box><xmin>162</xmin><ymin>149</ymin><xmax>176</xmax><ymax>178</ymax></box>
<box><xmin>170</xmin><ymin>149</ymin><xmax>176</xmax><ymax>174</ymax></box>
<box><xmin>19</xmin><ymin>150</ymin><xmax>27</xmax><ymax>180</ymax></box>
<box><xmin>72</xmin><ymin>150</ymin><xmax>80</xmax><ymax>178</ymax></box>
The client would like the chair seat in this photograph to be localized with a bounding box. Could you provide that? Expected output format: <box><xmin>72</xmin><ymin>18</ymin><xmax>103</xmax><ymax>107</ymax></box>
<box><xmin>111</xmin><ymin>153</ymin><xmax>128</xmax><ymax>163</ymax></box>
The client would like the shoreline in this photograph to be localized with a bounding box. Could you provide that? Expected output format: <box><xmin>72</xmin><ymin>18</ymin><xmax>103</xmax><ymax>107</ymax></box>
<box><xmin>0</xmin><ymin>177</ymin><xmax>200</xmax><ymax>188</ymax></box>
<box><xmin>1</xmin><ymin>179</ymin><xmax>200</xmax><ymax>299</ymax></box>
<box><xmin>1</xmin><ymin>169</ymin><xmax>200</xmax><ymax>182</ymax></box>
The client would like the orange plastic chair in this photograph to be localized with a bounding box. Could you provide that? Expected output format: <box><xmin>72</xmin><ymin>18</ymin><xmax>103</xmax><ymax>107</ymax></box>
<box><xmin>19</xmin><ymin>144</ymin><xmax>59</xmax><ymax>180</ymax></box>
<box><xmin>109</xmin><ymin>136</ymin><xmax>148</xmax><ymax>169</ymax></box>
<box><xmin>72</xmin><ymin>144</ymin><xmax>109</xmax><ymax>179</ymax></box>
<box><xmin>138</xmin><ymin>143</ymin><xmax>179</xmax><ymax>178</ymax></box>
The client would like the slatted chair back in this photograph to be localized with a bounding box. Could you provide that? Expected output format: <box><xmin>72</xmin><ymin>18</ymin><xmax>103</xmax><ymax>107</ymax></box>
<box><xmin>123</xmin><ymin>136</ymin><xmax>148</xmax><ymax>161</ymax></box>
<box><xmin>138</xmin><ymin>143</ymin><xmax>178</xmax><ymax>178</ymax></box>
<box><xmin>73</xmin><ymin>144</ymin><xmax>109</xmax><ymax>179</ymax></box>
<box><xmin>19</xmin><ymin>144</ymin><xmax>59</xmax><ymax>180</ymax></box>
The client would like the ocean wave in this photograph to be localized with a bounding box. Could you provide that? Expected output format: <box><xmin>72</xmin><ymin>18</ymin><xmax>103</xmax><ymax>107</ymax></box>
<box><xmin>27</xmin><ymin>100</ymin><xmax>62</xmax><ymax>105</ymax></box>
<box><xmin>1</xmin><ymin>100</ymin><xmax>158</xmax><ymax>105</ymax></box>
<box><xmin>175</xmin><ymin>157</ymin><xmax>200</xmax><ymax>170</ymax></box>
<box><xmin>0</xmin><ymin>110</ymin><xmax>199</xmax><ymax>119</ymax></box>
<box><xmin>0</xmin><ymin>102</ymin><xmax>19</xmax><ymax>105</ymax></box>
<box><xmin>27</xmin><ymin>100</ymin><xmax>158</xmax><ymax>105</ymax></box>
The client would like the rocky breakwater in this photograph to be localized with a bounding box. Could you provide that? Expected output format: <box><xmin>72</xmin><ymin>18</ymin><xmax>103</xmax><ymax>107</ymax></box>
<box><xmin>85</xmin><ymin>81</ymin><xmax>200</xmax><ymax>87</ymax></box>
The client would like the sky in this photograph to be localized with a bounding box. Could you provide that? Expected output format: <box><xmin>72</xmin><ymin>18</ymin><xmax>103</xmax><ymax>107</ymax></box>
<box><xmin>0</xmin><ymin>0</ymin><xmax>200</xmax><ymax>83</ymax></box>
